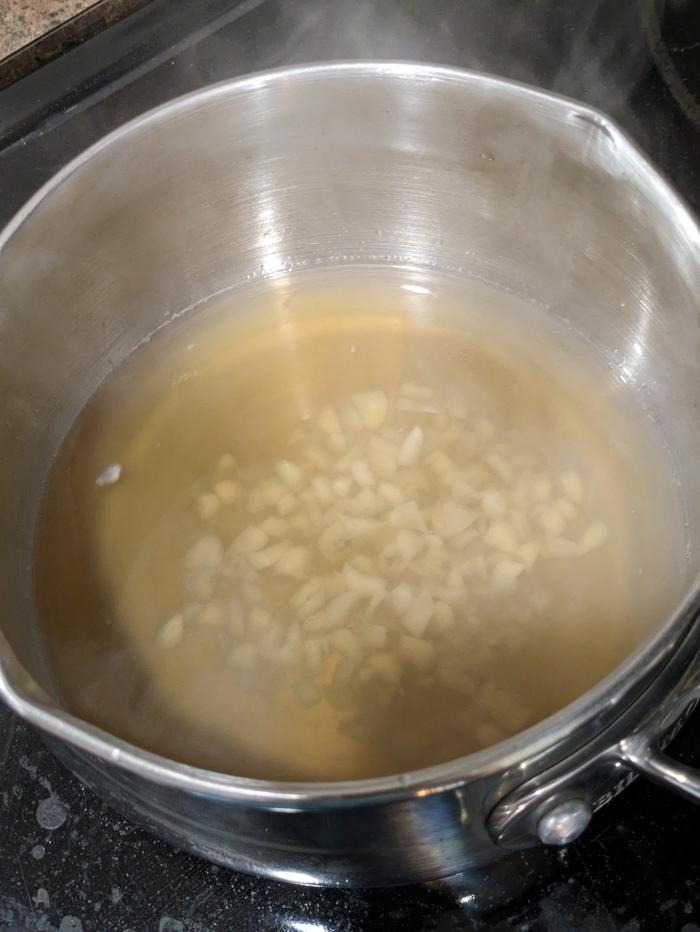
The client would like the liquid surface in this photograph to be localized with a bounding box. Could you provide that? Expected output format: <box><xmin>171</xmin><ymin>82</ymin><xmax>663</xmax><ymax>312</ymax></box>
<box><xmin>36</xmin><ymin>268</ymin><xmax>684</xmax><ymax>781</ymax></box>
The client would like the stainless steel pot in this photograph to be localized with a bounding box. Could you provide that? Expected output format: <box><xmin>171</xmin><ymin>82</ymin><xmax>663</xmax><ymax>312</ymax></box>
<box><xmin>0</xmin><ymin>62</ymin><xmax>699</xmax><ymax>888</ymax></box>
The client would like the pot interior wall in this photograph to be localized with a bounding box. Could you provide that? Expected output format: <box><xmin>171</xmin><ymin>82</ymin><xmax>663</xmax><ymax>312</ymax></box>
<box><xmin>0</xmin><ymin>67</ymin><xmax>698</xmax><ymax>697</ymax></box>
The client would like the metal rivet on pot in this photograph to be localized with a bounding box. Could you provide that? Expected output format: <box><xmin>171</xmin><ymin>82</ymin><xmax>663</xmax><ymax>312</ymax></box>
<box><xmin>536</xmin><ymin>798</ymin><xmax>592</xmax><ymax>845</ymax></box>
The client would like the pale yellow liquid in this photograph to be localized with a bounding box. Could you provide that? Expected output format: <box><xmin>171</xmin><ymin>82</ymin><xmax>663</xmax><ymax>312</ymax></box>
<box><xmin>35</xmin><ymin>268</ymin><xmax>684</xmax><ymax>781</ymax></box>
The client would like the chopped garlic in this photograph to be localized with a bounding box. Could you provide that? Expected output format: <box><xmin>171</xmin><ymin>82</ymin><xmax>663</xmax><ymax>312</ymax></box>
<box><xmin>248</xmin><ymin>541</ymin><xmax>289</xmax><ymax>570</ymax></box>
<box><xmin>305</xmin><ymin>589</ymin><xmax>365</xmax><ymax>632</ymax></box>
<box><xmin>276</xmin><ymin>459</ymin><xmax>304</xmax><ymax>491</ymax></box>
<box><xmin>398</xmin><ymin>425</ymin><xmax>424</xmax><ymax>467</ymax></box>
<box><xmin>234</xmin><ymin>525</ymin><xmax>269</xmax><ymax>553</ymax></box>
<box><xmin>318</xmin><ymin>405</ymin><xmax>342</xmax><ymax>435</ymax></box>
<box><xmin>342</xmin><ymin>563</ymin><xmax>386</xmax><ymax>595</ymax></box>
<box><xmin>367</xmin><ymin>436</ymin><xmax>398</xmax><ymax>479</ymax></box>
<box><xmin>217</xmin><ymin>453</ymin><xmax>237</xmax><ymax>472</ymax></box>
<box><xmin>198</xmin><ymin>602</ymin><xmax>225</xmax><ymax>626</ymax></box>
<box><xmin>560</xmin><ymin>469</ymin><xmax>584</xmax><ymax>503</ymax></box>
<box><xmin>96</xmin><ymin>463</ymin><xmax>122</xmax><ymax>487</ymax></box>
<box><xmin>352</xmin><ymin>389</ymin><xmax>389</xmax><ymax>430</ymax></box>
<box><xmin>378</xmin><ymin>481</ymin><xmax>404</xmax><ymax>506</ymax></box>
<box><xmin>484</xmin><ymin>520</ymin><xmax>519</xmax><ymax>554</ymax></box>
<box><xmin>259</xmin><ymin>516</ymin><xmax>290</xmax><ymax>537</ymax></box>
<box><xmin>481</xmin><ymin>489</ymin><xmax>508</xmax><ymax>518</ymax></box>
<box><xmin>214</xmin><ymin>480</ymin><xmax>241</xmax><ymax>505</ymax></box>
<box><xmin>329</xmin><ymin>627</ymin><xmax>360</xmax><ymax>660</ymax></box>
<box><xmin>275</xmin><ymin>546</ymin><xmax>311</xmax><ymax>580</ymax></box>
<box><xmin>157</xmin><ymin>614</ymin><xmax>184</xmax><ymax>648</ymax></box>
<box><xmin>432</xmin><ymin>500</ymin><xmax>476</xmax><ymax>538</ymax></box>
<box><xmin>311</xmin><ymin>476</ymin><xmax>335</xmax><ymax>506</ymax></box>
<box><xmin>491</xmin><ymin>559</ymin><xmax>526</xmax><ymax>589</ymax></box>
<box><xmin>366</xmin><ymin>652</ymin><xmax>403</xmax><ymax>685</ymax></box>
<box><xmin>389</xmin><ymin>500</ymin><xmax>427</xmax><ymax>532</ymax></box>
<box><xmin>578</xmin><ymin>520</ymin><xmax>609</xmax><ymax>554</ymax></box>
<box><xmin>276</xmin><ymin>493</ymin><xmax>298</xmax><ymax>516</ymax></box>
<box><xmin>362</xmin><ymin>624</ymin><xmax>388</xmax><ymax>649</ymax></box>
<box><xmin>402</xmin><ymin>591</ymin><xmax>434</xmax><ymax>638</ymax></box>
<box><xmin>399</xmin><ymin>634</ymin><xmax>436</xmax><ymax>670</ymax></box>
<box><xmin>166</xmin><ymin>373</ymin><xmax>614</xmax><ymax>754</ymax></box>
<box><xmin>351</xmin><ymin>459</ymin><xmax>375</xmax><ymax>487</ymax></box>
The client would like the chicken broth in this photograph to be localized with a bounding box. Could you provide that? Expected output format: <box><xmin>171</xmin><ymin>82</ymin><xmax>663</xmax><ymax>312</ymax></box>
<box><xmin>35</xmin><ymin>267</ymin><xmax>684</xmax><ymax>781</ymax></box>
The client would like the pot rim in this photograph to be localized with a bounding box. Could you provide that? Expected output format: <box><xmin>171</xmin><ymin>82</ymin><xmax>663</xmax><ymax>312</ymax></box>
<box><xmin>1</xmin><ymin>60</ymin><xmax>699</xmax><ymax>806</ymax></box>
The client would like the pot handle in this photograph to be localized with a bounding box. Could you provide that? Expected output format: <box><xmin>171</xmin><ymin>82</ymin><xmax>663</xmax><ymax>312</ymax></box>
<box><xmin>488</xmin><ymin>693</ymin><xmax>700</xmax><ymax>849</ymax></box>
<box><xmin>618</xmin><ymin>733</ymin><xmax>700</xmax><ymax>804</ymax></box>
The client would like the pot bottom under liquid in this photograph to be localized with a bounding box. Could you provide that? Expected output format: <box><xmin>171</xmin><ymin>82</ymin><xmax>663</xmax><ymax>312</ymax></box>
<box><xmin>34</xmin><ymin>266</ymin><xmax>686</xmax><ymax>781</ymax></box>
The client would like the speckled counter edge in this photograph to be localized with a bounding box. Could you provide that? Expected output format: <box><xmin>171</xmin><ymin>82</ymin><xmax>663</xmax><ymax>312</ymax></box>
<box><xmin>0</xmin><ymin>0</ymin><xmax>154</xmax><ymax>90</ymax></box>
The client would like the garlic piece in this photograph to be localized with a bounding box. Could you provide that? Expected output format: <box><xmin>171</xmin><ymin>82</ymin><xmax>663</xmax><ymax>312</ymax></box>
<box><xmin>276</xmin><ymin>493</ymin><xmax>298</xmax><ymax>516</ymax></box>
<box><xmin>362</xmin><ymin>624</ymin><xmax>388</xmax><ymax>649</ymax></box>
<box><xmin>259</xmin><ymin>516</ymin><xmax>290</xmax><ymax>538</ymax></box>
<box><xmin>538</xmin><ymin>508</ymin><xmax>566</xmax><ymax>538</ymax></box>
<box><xmin>198</xmin><ymin>602</ymin><xmax>225</xmax><ymax>626</ymax></box>
<box><xmin>517</xmin><ymin>540</ymin><xmax>540</xmax><ymax>570</ymax></box>
<box><xmin>366</xmin><ymin>652</ymin><xmax>403</xmax><ymax>685</ymax></box>
<box><xmin>401</xmin><ymin>591</ymin><xmax>434</xmax><ymax>638</ymax></box>
<box><xmin>305</xmin><ymin>589</ymin><xmax>365</xmax><ymax>632</ymax></box>
<box><xmin>217</xmin><ymin>453</ymin><xmax>237</xmax><ymax>472</ymax></box>
<box><xmin>186</xmin><ymin>535</ymin><xmax>223</xmax><ymax>570</ymax></box>
<box><xmin>352</xmin><ymin>389</ymin><xmax>389</xmax><ymax>430</ymax></box>
<box><xmin>432</xmin><ymin>600</ymin><xmax>455</xmax><ymax>634</ymax></box>
<box><xmin>399</xmin><ymin>634</ymin><xmax>436</xmax><ymax>670</ymax></box>
<box><xmin>276</xmin><ymin>459</ymin><xmax>304</xmax><ymax>491</ymax></box>
<box><xmin>311</xmin><ymin>476</ymin><xmax>335</xmax><ymax>506</ymax></box>
<box><xmin>157</xmin><ymin>614</ymin><xmax>184</xmax><ymax>649</ymax></box>
<box><xmin>351</xmin><ymin>459</ymin><xmax>375</xmax><ymax>487</ymax></box>
<box><xmin>560</xmin><ymin>469</ymin><xmax>584</xmax><ymax>503</ymax></box>
<box><xmin>388</xmin><ymin>582</ymin><xmax>413</xmax><ymax>615</ymax></box>
<box><xmin>96</xmin><ymin>463</ymin><xmax>122</xmax><ymax>487</ymax></box>
<box><xmin>546</xmin><ymin>537</ymin><xmax>579</xmax><ymax>558</ymax></box>
<box><xmin>342</xmin><ymin>563</ymin><xmax>386</xmax><ymax>595</ymax></box>
<box><xmin>578</xmin><ymin>520</ymin><xmax>609</xmax><ymax>554</ymax></box>
<box><xmin>329</xmin><ymin>627</ymin><xmax>360</xmax><ymax>660</ymax></box>
<box><xmin>331</xmin><ymin>477</ymin><xmax>352</xmax><ymax>498</ymax></box>
<box><xmin>481</xmin><ymin>489</ymin><xmax>508</xmax><ymax>518</ymax></box>
<box><xmin>432</xmin><ymin>500</ymin><xmax>476</xmax><ymax>538</ymax></box>
<box><xmin>275</xmin><ymin>546</ymin><xmax>311</xmax><ymax>580</ymax></box>
<box><xmin>398</xmin><ymin>425</ymin><xmax>424</xmax><ymax>467</ymax></box>
<box><xmin>484</xmin><ymin>520</ymin><xmax>519</xmax><ymax>554</ymax></box>
<box><xmin>491</xmin><ymin>559</ymin><xmax>525</xmax><ymax>589</ymax></box>
<box><xmin>213</xmin><ymin>479</ymin><xmax>241</xmax><ymax>505</ymax></box>
<box><xmin>378</xmin><ymin>481</ymin><xmax>404</xmax><ymax>506</ymax></box>
<box><xmin>248</xmin><ymin>541</ymin><xmax>289</xmax><ymax>570</ymax></box>
<box><xmin>234</xmin><ymin>525</ymin><xmax>269</xmax><ymax>553</ymax></box>
<box><xmin>389</xmin><ymin>500</ymin><xmax>427</xmax><ymax>532</ymax></box>
<box><xmin>318</xmin><ymin>405</ymin><xmax>342</xmax><ymax>435</ymax></box>
<box><xmin>367</xmin><ymin>436</ymin><xmax>398</xmax><ymax>479</ymax></box>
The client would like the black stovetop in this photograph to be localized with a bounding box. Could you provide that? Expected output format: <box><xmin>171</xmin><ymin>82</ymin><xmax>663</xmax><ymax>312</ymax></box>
<box><xmin>0</xmin><ymin>2</ymin><xmax>699</xmax><ymax>929</ymax></box>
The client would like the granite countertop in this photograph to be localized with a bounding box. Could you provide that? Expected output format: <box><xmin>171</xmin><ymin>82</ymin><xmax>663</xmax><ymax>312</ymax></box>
<box><xmin>0</xmin><ymin>1</ymin><xmax>98</xmax><ymax>60</ymax></box>
<box><xmin>0</xmin><ymin>0</ymin><xmax>151</xmax><ymax>88</ymax></box>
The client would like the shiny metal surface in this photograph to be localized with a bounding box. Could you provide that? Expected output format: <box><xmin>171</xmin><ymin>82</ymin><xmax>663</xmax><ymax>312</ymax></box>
<box><xmin>622</xmin><ymin>737</ymin><xmax>700</xmax><ymax>804</ymax></box>
<box><xmin>488</xmin><ymin>621</ymin><xmax>700</xmax><ymax>849</ymax></box>
<box><xmin>0</xmin><ymin>63</ymin><xmax>699</xmax><ymax>886</ymax></box>
<box><xmin>536</xmin><ymin>798</ymin><xmax>592</xmax><ymax>846</ymax></box>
